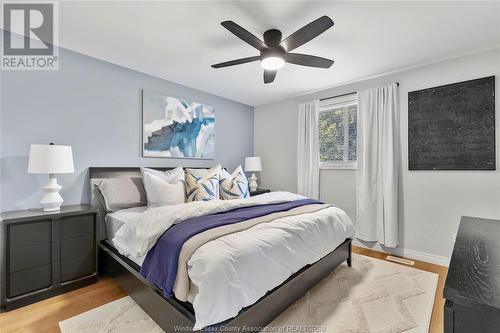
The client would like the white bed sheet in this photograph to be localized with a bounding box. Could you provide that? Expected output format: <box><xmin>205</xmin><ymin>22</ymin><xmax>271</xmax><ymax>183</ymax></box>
<box><xmin>105</xmin><ymin>206</ymin><xmax>148</xmax><ymax>265</ymax></box>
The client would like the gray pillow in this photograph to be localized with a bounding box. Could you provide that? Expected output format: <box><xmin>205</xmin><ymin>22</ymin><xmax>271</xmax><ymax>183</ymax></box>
<box><xmin>96</xmin><ymin>177</ymin><xmax>146</xmax><ymax>212</ymax></box>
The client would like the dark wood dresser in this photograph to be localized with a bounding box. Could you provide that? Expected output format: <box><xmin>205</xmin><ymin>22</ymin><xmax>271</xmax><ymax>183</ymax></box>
<box><xmin>1</xmin><ymin>205</ymin><xmax>98</xmax><ymax>310</ymax></box>
<box><xmin>444</xmin><ymin>216</ymin><xmax>500</xmax><ymax>333</ymax></box>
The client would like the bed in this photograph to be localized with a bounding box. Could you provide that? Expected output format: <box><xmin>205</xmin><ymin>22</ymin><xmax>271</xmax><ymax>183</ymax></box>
<box><xmin>90</xmin><ymin>167</ymin><xmax>354</xmax><ymax>332</ymax></box>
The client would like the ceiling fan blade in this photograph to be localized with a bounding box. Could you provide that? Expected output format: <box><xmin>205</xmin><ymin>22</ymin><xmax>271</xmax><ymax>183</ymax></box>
<box><xmin>221</xmin><ymin>21</ymin><xmax>266</xmax><ymax>51</ymax></box>
<box><xmin>264</xmin><ymin>70</ymin><xmax>277</xmax><ymax>84</ymax></box>
<box><xmin>286</xmin><ymin>53</ymin><xmax>334</xmax><ymax>68</ymax></box>
<box><xmin>212</xmin><ymin>56</ymin><xmax>260</xmax><ymax>68</ymax></box>
<box><xmin>281</xmin><ymin>16</ymin><xmax>334</xmax><ymax>52</ymax></box>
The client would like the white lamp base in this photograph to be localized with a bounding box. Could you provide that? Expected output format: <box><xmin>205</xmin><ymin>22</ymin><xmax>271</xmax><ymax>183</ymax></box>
<box><xmin>249</xmin><ymin>173</ymin><xmax>258</xmax><ymax>192</ymax></box>
<box><xmin>40</xmin><ymin>174</ymin><xmax>63</xmax><ymax>211</ymax></box>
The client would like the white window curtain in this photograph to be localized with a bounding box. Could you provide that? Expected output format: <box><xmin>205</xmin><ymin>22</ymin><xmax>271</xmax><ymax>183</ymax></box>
<box><xmin>356</xmin><ymin>83</ymin><xmax>399</xmax><ymax>247</ymax></box>
<box><xmin>297</xmin><ymin>100</ymin><xmax>320</xmax><ymax>199</ymax></box>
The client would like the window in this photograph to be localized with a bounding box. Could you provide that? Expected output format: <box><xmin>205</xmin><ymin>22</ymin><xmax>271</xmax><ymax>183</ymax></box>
<box><xmin>318</xmin><ymin>93</ymin><xmax>358</xmax><ymax>169</ymax></box>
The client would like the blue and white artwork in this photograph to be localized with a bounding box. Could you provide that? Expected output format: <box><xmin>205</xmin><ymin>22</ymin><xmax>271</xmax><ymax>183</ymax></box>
<box><xmin>142</xmin><ymin>90</ymin><xmax>215</xmax><ymax>159</ymax></box>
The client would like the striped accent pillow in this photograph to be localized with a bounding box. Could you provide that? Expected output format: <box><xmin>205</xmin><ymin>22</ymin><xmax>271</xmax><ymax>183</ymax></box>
<box><xmin>219</xmin><ymin>166</ymin><xmax>249</xmax><ymax>200</ymax></box>
<box><xmin>185</xmin><ymin>165</ymin><xmax>221</xmax><ymax>202</ymax></box>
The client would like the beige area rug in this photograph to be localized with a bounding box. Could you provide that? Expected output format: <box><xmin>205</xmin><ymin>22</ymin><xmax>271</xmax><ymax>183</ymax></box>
<box><xmin>59</xmin><ymin>254</ymin><xmax>437</xmax><ymax>333</ymax></box>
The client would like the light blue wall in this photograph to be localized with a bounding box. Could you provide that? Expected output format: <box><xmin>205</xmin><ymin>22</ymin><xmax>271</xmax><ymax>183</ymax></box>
<box><xmin>0</xmin><ymin>47</ymin><xmax>254</xmax><ymax>212</ymax></box>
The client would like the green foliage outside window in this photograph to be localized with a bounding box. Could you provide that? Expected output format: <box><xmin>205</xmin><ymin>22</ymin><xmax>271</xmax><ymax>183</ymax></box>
<box><xmin>319</xmin><ymin>105</ymin><xmax>357</xmax><ymax>163</ymax></box>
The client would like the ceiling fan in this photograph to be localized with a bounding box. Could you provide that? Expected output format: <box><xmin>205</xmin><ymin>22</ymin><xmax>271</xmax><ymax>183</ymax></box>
<box><xmin>211</xmin><ymin>16</ymin><xmax>335</xmax><ymax>84</ymax></box>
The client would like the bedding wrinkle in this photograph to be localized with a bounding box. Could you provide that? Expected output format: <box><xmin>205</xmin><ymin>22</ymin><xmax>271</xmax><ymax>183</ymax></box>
<box><xmin>141</xmin><ymin>199</ymin><xmax>322</xmax><ymax>297</ymax></box>
<box><xmin>189</xmin><ymin>206</ymin><xmax>354</xmax><ymax>328</ymax></box>
<box><xmin>113</xmin><ymin>191</ymin><xmax>307</xmax><ymax>258</ymax></box>
<box><xmin>174</xmin><ymin>204</ymin><xmax>330</xmax><ymax>300</ymax></box>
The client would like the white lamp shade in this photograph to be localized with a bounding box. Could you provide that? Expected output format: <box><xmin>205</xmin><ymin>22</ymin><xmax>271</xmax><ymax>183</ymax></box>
<box><xmin>28</xmin><ymin>144</ymin><xmax>74</xmax><ymax>174</ymax></box>
<box><xmin>244</xmin><ymin>157</ymin><xmax>262</xmax><ymax>172</ymax></box>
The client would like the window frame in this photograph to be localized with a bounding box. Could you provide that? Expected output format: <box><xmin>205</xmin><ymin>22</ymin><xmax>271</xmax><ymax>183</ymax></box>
<box><xmin>318</xmin><ymin>93</ymin><xmax>358</xmax><ymax>170</ymax></box>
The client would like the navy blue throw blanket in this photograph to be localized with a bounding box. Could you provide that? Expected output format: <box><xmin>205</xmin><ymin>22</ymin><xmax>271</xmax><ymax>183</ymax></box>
<box><xmin>140</xmin><ymin>199</ymin><xmax>320</xmax><ymax>297</ymax></box>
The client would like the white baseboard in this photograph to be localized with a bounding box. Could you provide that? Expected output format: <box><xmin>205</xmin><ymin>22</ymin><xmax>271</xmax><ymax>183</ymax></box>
<box><xmin>402</xmin><ymin>248</ymin><xmax>450</xmax><ymax>267</ymax></box>
<box><xmin>352</xmin><ymin>239</ymin><xmax>450</xmax><ymax>267</ymax></box>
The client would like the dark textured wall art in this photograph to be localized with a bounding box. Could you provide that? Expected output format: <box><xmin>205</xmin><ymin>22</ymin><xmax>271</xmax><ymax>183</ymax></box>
<box><xmin>408</xmin><ymin>76</ymin><xmax>495</xmax><ymax>170</ymax></box>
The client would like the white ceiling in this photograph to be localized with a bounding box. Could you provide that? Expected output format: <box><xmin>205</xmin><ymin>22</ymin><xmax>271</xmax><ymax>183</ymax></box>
<box><xmin>58</xmin><ymin>1</ymin><xmax>500</xmax><ymax>106</ymax></box>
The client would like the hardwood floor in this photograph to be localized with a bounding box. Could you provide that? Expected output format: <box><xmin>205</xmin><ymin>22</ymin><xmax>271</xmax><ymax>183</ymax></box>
<box><xmin>0</xmin><ymin>276</ymin><xmax>126</xmax><ymax>333</ymax></box>
<box><xmin>0</xmin><ymin>247</ymin><xmax>448</xmax><ymax>333</ymax></box>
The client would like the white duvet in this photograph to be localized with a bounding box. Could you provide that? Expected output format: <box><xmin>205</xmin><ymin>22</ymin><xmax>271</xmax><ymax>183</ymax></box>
<box><xmin>113</xmin><ymin>192</ymin><xmax>306</xmax><ymax>258</ymax></box>
<box><xmin>112</xmin><ymin>192</ymin><xmax>355</xmax><ymax>329</ymax></box>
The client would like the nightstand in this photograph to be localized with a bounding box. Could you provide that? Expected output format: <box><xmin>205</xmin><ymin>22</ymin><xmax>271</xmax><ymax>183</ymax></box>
<box><xmin>1</xmin><ymin>204</ymin><xmax>98</xmax><ymax>310</ymax></box>
<box><xmin>249</xmin><ymin>189</ymin><xmax>271</xmax><ymax>197</ymax></box>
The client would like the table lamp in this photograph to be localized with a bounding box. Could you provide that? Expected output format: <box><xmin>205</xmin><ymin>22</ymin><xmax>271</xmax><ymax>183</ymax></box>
<box><xmin>244</xmin><ymin>157</ymin><xmax>262</xmax><ymax>191</ymax></box>
<box><xmin>28</xmin><ymin>143</ymin><xmax>74</xmax><ymax>211</ymax></box>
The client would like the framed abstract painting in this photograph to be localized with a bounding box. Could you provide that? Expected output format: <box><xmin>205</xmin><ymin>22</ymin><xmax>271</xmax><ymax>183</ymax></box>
<box><xmin>142</xmin><ymin>90</ymin><xmax>215</xmax><ymax>159</ymax></box>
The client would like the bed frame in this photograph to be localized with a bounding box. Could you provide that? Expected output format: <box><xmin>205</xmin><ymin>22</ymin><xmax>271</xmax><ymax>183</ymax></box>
<box><xmin>90</xmin><ymin>167</ymin><xmax>352</xmax><ymax>332</ymax></box>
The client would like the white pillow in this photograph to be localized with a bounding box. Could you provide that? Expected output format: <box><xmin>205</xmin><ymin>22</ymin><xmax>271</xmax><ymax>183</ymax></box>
<box><xmin>141</xmin><ymin>167</ymin><xmax>185</xmax><ymax>182</ymax></box>
<box><xmin>141</xmin><ymin>167</ymin><xmax>186</xmax><ymax>207</ymax></box>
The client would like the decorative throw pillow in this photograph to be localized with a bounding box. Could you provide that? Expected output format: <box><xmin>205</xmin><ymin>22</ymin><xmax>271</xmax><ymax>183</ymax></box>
<box><xmin>96</xmin><ymin>177</ymin><xmax>147</xmax><ymax>212</ymax></box>
<box><xmin>141</xmin><ymin>167</ymin><xmax>186</xmax><ymax>207</ymax></box>
<box><xmin>185</xmin><ymin>165</ymin><xmax>221</xmax><ymax>202</ymax></box>
<box><xmin>219</xmin><ymin>166</ymin><xmax>250</xmax><ymax>200</ymax></box>
<box><xmin>220</xmin><ymin>168</ymin><xmax>232</xmax><ymax>180</ymax></box>
<box><xmin>185</xmin><ymin>168</ymin><xmax>210</xmax><ymax>178</ymax></box>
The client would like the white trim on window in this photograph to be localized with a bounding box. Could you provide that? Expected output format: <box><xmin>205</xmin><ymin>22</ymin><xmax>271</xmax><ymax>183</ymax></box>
<box><xmin>319</xmin><ymin>161</ymin><xmax>357</xmax><ymax>170</ymax></box>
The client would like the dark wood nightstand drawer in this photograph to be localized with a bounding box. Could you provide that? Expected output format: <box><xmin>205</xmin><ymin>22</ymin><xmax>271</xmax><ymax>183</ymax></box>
<box><xmin>60</xmin><ymin>215</ymin><xmax>94</xmax><ymax>239</ymax></box>
<box><xmin>250</xmin><ymin>189</ymin><xmax>271</xmax><ymax>197</ymax></box>
<box><xmin>61</xmin><ymin>255</ymin><xmax>94</xmax><ymax>282</ymax></box>
<box><xmin>8</xmin><ymin>264</ymin><xmax>52</xmax><ymax>298</ymax></box>
<box><xmin>445</xmin><ymin>300</ymin><xmax>500</xmax><ymax>332</ymax></box>
<box><xmin>9</xmin><ymin>243</ymin><xmax>51</xmax><ymax>272</ymax></box>
<box><xmin>1</xmin><ymin>204</ymin><xmax>97</xmax><ymax>310</ymax></box>
<box><xmin>60</xmin><ymin>235</ymin><xmax>93</xmax><ymax>260</ymax></box>
<box><xmin>9</xmin><ymin>220</ymin><xmax>51</xmax><ymax>250</ymax></box>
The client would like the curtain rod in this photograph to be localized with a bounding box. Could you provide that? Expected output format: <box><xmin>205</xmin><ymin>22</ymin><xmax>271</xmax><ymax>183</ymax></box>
<box><xmin>320</xmin><ymin>82</ymin><xmax>400</xmax><ymax>101</ymax></box>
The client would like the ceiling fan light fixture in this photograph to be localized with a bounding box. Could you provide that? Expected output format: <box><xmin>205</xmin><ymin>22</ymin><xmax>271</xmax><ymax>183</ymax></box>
<box><xmin>212</xmin><ymin>16</ymin><xmax>335</xmax><ymax>83</ymax></box>
<box><xmin>260</xmin><ymin>56</ymin><xmax>285</xmax><ymax>70</ymax></box>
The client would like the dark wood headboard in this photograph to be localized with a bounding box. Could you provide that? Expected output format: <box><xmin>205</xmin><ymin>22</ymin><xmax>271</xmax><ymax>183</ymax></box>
<box><xmin>90</xmin><ymin>166</ymin><xmax>176</xmax><ymax>179</ymax></box>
